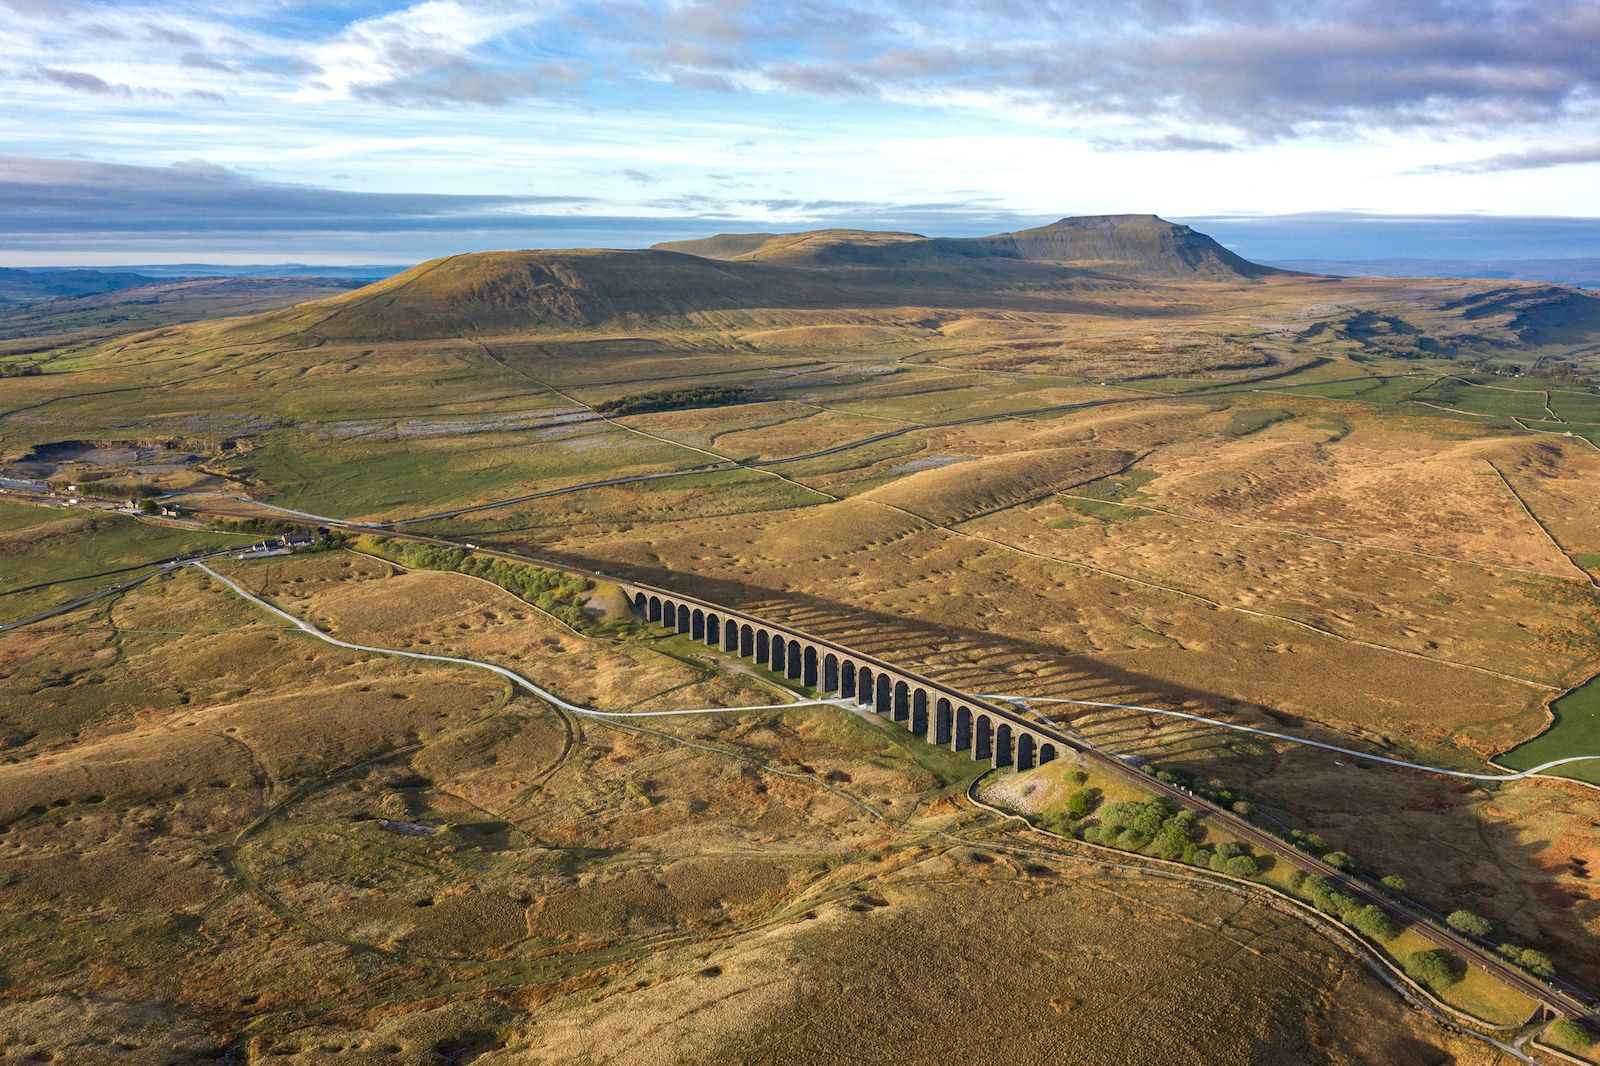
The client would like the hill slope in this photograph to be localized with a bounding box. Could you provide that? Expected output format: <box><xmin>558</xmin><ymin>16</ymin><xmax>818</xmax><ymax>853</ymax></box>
<box><xmin>0</xmin><ymin>276</ymin><xmax>361</xmax><ymax>345</ymax></box>
<box><xmin>228</xmin><ymin>249</ymin><xmax>792</xmax><ymax>342</ymax></box>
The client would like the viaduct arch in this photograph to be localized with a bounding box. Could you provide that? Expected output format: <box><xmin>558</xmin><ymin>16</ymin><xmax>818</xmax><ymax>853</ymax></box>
<box><xmin>626</xmin><ymin>586</ymin><xmax>1063</xmax><ymax>772</ymax></box>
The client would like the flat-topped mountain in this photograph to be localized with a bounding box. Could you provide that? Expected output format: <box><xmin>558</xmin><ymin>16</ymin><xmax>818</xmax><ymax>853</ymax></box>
<box><xmin>959</xmin><ymin>215</ymin><xmax>1281</xmax><ymax>278</ymax></box>
<box><xmin>655</xmin><ymin>214</ymin><xmax>1282</xmax><ymax>280</ymax></box>
<box><xmin>226</xmin><ymin>215</ymin><xmax>1283</xmax><ymax>342</ymax></box>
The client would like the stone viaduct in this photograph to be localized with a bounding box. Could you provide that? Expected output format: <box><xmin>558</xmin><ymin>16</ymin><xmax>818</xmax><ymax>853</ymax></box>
<box><xmin>615</xmin><ymin>581</ymin><xmax>1066</xmax><ymax>771</ymax></box>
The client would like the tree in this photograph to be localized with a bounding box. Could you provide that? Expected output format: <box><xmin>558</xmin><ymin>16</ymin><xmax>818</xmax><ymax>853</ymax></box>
<box><xmin>1445</xmin><ymin>910</ymin><xmax>1493</xmax><ymax>938</ymax></box>
<box><xmin>1285</xmin><ymin>868</ymin><xmax>1309</xmax><ymax>892</ymax></box>
<box><xmin>1347</xmin><ymin>904</ymin><xmax>1400</xmax><ymax>941</ymax></box>
<box><xmin>1379</xmin><ymin>874</ymin><xmax>1407</xmax><ymax>896</ymax></box>
<box><xmin>1322</xmin><ymin>851</ymin><xmax>1355</xmax><ymax>872</ymax></box>
<box><xmin>1515</xmin><ymin>947</ymin><xmax>1556</xmax><ymax>979</ymax></box>
<box><xmin>1404</xmin><ymin>949</ymin><xmax>1466</xmax><ymax>991</ymax></box>
<box><xmin>1223</xmin><ymin>854</ymin><xmax>1260</xmax><ymax>879</ymax></box>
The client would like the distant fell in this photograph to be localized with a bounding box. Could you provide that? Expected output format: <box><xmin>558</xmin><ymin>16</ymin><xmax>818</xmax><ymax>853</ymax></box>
<box><xmin>656</xmin><ymin>214</ymin><xmax>1284</xmax><ymax>280</ymax></box>
<box><xmin>1270</xmin><ymin>257</ymin><xmax>1600</xmax><ymax>291</ymax></box>
<box><xmin>0</xmin><ymin>267</ymin><xmax>157</xmax><ymax>305</ymax></box>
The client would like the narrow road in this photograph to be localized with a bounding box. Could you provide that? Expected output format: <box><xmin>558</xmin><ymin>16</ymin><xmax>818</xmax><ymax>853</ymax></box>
<box><xmin>988</xmin><ymin>694</ymin><xmax>1600</xmax><ymax>783</ymax></box>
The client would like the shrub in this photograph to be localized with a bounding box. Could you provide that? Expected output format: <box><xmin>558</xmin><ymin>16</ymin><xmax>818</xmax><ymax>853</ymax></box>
<box><xmin>1404</xmin><ymin>949</ymin><xmax>1466</xmax><ymax>990</ymax></box>
<box><xmin>1322</xmin><ymin>851</ymin><xmax>1355</xmax><ymax>872</ymax></box>
<box><xmin>1063</xmin><ymin>788</ymin><xmax>1097</xmax><ymax>819</ymax></box>
<box><xmin>1445</xmin><ymin>910</ymin><xmax>1493</xmax><ymax>938</ymax></box>
<box><xmin>1286</xmin><ymin>868</ymin><xmax>1309</xmax><ymax>892</ymax></box>
<box><xmin>1040</xmin><ymin>813</ymin><xmax>1075</xmax><ymax>837</ymax></box>
<box><xmin>1115</xmin><ymin>828</ymin><xmax>1150</xmax><ymax>851</ymax></box>
<box><xmin>1289</xmin><ymin>830</ymin><xmax>1329</xmax><ymax>852</ymax></box>
<box><xmin>1084</xmin><ymin>800</ymin><xmax>1213</xmax><ymax>864</ymax></box>
<box><xmin>1379</xmin><ymin>874</ymin><xmax>1407</xmax><ymax>895</ymax></box>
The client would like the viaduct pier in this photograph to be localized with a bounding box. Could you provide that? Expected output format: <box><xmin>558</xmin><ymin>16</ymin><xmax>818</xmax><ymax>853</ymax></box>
<box><xmin>614</xmin><ymin>581</ymin><xmax>1066</xmax><ymax>771</ymax></box>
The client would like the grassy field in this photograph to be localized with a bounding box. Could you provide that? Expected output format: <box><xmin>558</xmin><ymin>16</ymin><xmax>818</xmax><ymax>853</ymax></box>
<box><xmin>1498</xmin><ymin>674</ymin><xmax>1600</xmax><ymax>784</ymax></box>
<box><xmin>0</xmin><ymin>503</ymin><xmax>257</xmax><ymax>623</ymax></box>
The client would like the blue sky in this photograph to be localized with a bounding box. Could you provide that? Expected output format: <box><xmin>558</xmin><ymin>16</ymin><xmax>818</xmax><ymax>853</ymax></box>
<box><xmin>3</xmin><ymin>0</ymin><xmax>1598</xmax><ymax>264</ymax></box>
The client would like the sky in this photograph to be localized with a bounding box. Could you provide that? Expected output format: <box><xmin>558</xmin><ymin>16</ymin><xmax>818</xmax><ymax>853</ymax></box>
<box><xmin>2</xmin><ymin>0</ymin><xmax>1599</xmax><ymax>265</ymax></box>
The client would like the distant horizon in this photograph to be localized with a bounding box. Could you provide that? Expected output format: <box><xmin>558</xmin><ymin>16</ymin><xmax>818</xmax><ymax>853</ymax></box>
<box><xmin>7</xmin><ymin>211</ymin><xmax>1600</xmax><ymax>271</ymax></box>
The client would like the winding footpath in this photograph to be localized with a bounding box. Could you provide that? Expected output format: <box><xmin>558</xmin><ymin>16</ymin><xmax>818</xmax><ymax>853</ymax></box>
<box><xmin>189</xmin><ymin>562</ymin><xmax>853</xmax><ymax>722</ymax></box>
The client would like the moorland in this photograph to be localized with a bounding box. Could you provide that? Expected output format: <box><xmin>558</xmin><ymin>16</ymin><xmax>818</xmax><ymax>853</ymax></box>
<box><xmin>2</xmin><ymin>214</ymin><xmax>1599</xmax><ymax>1063</ymax></box>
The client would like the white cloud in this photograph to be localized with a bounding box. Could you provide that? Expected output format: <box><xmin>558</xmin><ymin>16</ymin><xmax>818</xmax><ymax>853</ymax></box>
<box><xmin>299</xmin><ymin>0</ymin><xmax>559</xmax><ymax>100</ymax></box>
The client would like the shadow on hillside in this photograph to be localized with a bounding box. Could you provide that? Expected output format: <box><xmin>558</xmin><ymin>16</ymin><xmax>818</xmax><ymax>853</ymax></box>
<box><xmin>502</xmin><ymin>541</ymin><xmax>1600</xmax><ymax>992</ymax></box>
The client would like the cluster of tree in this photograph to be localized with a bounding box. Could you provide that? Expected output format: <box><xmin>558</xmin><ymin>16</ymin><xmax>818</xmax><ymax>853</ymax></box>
<box><xmin>1282</xmin><ymin>828</ymin><xmax>1369</xmax><ymax>878</ymax></box>
<box><xmin>1138</xmin><ymin>763</ymin><xmax>1255</xmax><ymax>816</ymax></box>
<box><xmin>215</xmin><ymin>516</ymin><xmax>297</xmax><ymax>536</ymax></box>
<box><xmin>1285</xmin><ymin>828</ymin><xmax>1330</xmax><ymax>853</ymax></box>
<box><xmin>593</xmin><ymin>385</ymin><xmax>754</xmax><ymax>416</ymax></box>
<box><xmin>72</xmin><ymin>479</ymin><xmax>163</xmax><ymax>501</ymax></box>
<box><xmin>1404</xmin><ymin>949</ymin><xmax>1467</xmax><ymax>991</ymax></box>
<box><xmin>1283</xmin><ymin>869</ymin><xmax>1399</xmax><ymax>939</ymax></box>
<box><xmin>365</xmin><ymin>537</ymin><xmax>594</xmax><ymax>631</ymax></box>
<box><xmin>1496</xmin><ymin>942</ymin><xmax>1556</xmax><ymax>979</ymax></box>
<box><xmin>1079</xmin><ymin>798</ymin><xmax>1263</xmax><ymax>878</ymax></box>
<box><xmin>0</xmin><ymin>363</ymin><xmax>43</xmax><ymax>378</ymax></box>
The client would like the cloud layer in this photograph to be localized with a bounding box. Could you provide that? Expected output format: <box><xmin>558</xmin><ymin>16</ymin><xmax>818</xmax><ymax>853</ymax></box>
<box><xmin>0</xmin><ymin>154</ymin><xmax>1049</xmax><ymax>259</ymax></box>
<box><xmin>2</xmin><ymin>0</ymin><xmax>1598</xmax><ymax>261</ymax></box>
<box><xmin>7</xmin><ymin>0</ymin><xmax>1598</xmax><ymax>139</ymax></box>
